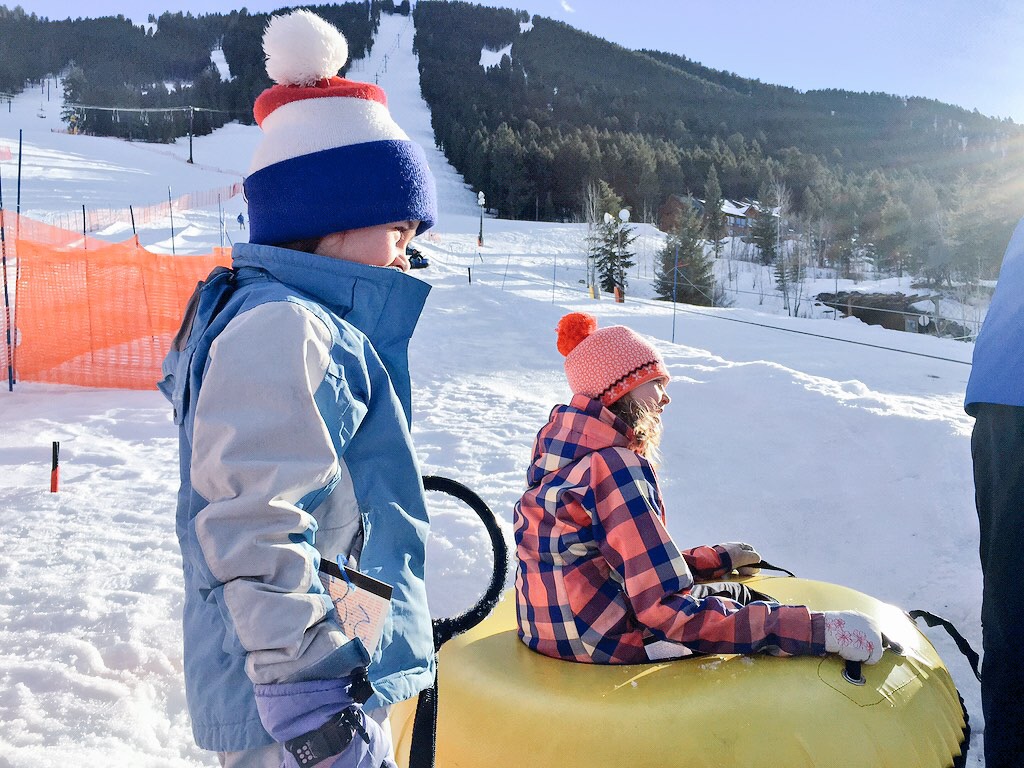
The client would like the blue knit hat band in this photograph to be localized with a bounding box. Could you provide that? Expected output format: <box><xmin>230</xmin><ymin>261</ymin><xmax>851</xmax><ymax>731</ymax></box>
<box><xmin>245</xmin><ymin>139</ymin><xmax>437</xmax><ymax>246</ymax></box>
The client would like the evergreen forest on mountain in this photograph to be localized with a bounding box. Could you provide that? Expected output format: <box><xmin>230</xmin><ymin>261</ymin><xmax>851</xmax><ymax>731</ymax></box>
<box><xmin>1</xmin><ymin>0</ymin><xmax>1021</xmax><ymax>282</ymax></box>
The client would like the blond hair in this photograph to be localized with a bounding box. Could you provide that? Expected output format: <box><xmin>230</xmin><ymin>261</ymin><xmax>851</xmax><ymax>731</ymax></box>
<box><xmin>608</xmin><ymin>393</ymin><xmax>663</xmax><ymax>464</ymax></box>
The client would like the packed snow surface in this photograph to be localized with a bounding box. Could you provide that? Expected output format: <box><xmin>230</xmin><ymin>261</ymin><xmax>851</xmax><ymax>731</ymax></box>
<box><xmin>0</xmin><ymin>12</ymin><xmax>984</xmax><ymax>767</ymax></box>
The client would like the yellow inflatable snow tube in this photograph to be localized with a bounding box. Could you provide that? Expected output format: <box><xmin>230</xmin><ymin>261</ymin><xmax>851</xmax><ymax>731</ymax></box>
<box><xmin>391</xmin><ymin>576</ymin><xmax>967</xmax><ymax>768</ymax></box>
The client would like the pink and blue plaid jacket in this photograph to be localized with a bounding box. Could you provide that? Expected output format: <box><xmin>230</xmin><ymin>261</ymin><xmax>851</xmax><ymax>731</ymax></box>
<box><xmin>514</xmin><ymin>395</ymin><xmax>826</xmax><ymax>664</ymax></box>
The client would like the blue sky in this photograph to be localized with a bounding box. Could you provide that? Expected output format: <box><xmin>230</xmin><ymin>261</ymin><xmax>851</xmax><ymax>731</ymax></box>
<box><xmin>19</xmin><ymin>0</ymin><xmax>1024</xmax><ymax>123</ymax></box>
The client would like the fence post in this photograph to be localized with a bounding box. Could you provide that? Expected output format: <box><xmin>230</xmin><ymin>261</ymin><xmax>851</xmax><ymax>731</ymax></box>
<box><xmin>168</xmin><ymin>187</ymin><xmax>176</xmax><ymax>255</ymax></box>
<box><xmin>50</xmin><ymin>441</ymin><xmax>60</xmax><ymax>492</ymax></box>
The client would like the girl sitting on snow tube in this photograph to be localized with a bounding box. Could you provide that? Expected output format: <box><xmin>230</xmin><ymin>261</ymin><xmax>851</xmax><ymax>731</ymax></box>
<box><xmin>514</xmin><ymin>312</ymin><xmax>881</xmax><ymax>666</ymax></box>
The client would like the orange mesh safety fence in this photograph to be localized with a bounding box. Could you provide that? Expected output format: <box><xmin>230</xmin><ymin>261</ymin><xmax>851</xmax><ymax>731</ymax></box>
<box><xmin>9</xmin><ymin>217</ymin><xmax>231</xmax><ymax>390</ymax></box>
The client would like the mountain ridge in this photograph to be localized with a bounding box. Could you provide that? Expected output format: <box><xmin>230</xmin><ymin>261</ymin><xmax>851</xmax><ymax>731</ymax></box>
<box><xmin>1</xmin><ymin>1</ymin><xmax>1020</xmax><ymax>276</ymax></box>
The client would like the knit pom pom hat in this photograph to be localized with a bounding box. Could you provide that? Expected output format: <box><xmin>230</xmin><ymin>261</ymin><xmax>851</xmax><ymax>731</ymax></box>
<box><xmin>244</xmin><ymin>9</ymin><xmax>437</xmax><ymax>246</ymax></box>
<box><xmin>556</xmin><ymin>312</ymin><xmax>670</xmax><ymax>406</ymax></box>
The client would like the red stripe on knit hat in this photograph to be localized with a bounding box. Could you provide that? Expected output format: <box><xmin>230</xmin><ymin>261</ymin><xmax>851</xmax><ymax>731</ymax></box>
<box><xmin>600</xmin><ymin>360</ymin><xmax>670</xmax><ymax>406</ymax></box>
<box><xmin>253</xmin><ymin>76</ymin><xmax>388</xmax><ymax>126</ymax></box>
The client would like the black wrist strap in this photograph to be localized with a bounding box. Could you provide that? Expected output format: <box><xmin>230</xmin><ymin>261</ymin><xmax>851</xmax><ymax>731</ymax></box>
<box><xmin>285</xmin><ymin>707</ymin><xmax>370</xmax><ymax>767</ymax></box>
<box><xmin>348</xmin><ymin>667</ymin><xmax>374</xmax><ymax>705</ymax></box>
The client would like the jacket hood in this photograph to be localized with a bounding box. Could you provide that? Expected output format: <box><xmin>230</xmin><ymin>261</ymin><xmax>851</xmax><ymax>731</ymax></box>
<box><xmin>526</xmin><ymin>394</ymin><xmax>633</xmax><ymax>487</ymax></box>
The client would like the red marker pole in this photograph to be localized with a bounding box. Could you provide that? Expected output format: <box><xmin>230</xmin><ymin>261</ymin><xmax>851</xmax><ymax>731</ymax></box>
<box><xmin>50</xmin><ymin>441</ymin><xmax>59</xmax><ymax>492</ymax></box>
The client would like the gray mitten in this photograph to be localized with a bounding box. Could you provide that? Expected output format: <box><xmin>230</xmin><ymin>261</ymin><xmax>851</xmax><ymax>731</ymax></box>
<box><xmin>719</xmin><ymin>541</ymin><xmax>761</xmax><ymax>574</ymax></box>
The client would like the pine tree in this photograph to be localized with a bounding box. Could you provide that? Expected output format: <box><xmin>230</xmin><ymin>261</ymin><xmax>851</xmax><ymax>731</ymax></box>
<box><xmin>584</xmin><ymin>180</ymin><xmax>627</xmax><ymax>292</ymax></box>
<box><xmin>489</xmin><ymin>122</ymin><xmax>531</xmax><ymax>218</ymax></box>
<box><xmin>876</xmin><ymin>197</ymin><xmax>911</xmax><ymax>277</ymax></box>
<box><xmin>586</xmin><ymin>216</ymin><xmax>616</xmax><ymax>293</ymax></box>
<box><xmin>654</xmin><ymin>196</ymin><xmax>716</xmax><ymax>306</ymax></box>
<box><xmin>703</xmin><ymin>165</ymin><xmax>727</xmax><ymax>258</ymax></box>
<box><xmin>945</xmin><ymin>172</ymin><xmax>990</xmax><ymax>285</ymax></box>
<box><xmin>590</xmin><ymin>213</ymin><xmax>637</xmax><ymax>295</ymax></box>
<box><xmin>905</xmin><ymin>180</ymin><xmax>944</xmax><ymax>285</ymax></box>
<box><xmin>750</xmin><ymin>187</ymin><xmax>779</xmax><ymax>266</ymax></box>
<box><xmin>60</xmin><ymin>64</ymin><xmax>87</xmax><ymax>129</ymax></box>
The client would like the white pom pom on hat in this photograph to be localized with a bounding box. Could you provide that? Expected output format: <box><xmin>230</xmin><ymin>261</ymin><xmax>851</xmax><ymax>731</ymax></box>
<box><xmin>243</xmin><ymin>8</ymin><xmax>437</xmax><ymax>246</ymax></box>
<box><xmin>263</xmin><ymin>9</ymin><xmax>349</xmax><ymax>86</ymax></box>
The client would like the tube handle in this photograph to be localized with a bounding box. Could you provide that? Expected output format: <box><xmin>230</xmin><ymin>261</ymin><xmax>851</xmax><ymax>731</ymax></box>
<box><xmin>842</xmin><ymin>634</ymin><xmax>903</xmax><ymax>685</ymax></box>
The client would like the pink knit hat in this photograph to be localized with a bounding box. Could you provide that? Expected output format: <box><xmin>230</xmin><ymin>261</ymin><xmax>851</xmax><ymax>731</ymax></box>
<box><xmin>556</xmin><ymin>312</ymin><xmax>670</xmax><ymax>406</ymax></box>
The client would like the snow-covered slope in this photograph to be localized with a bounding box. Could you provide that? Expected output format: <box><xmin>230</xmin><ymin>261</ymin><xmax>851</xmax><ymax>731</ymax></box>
<box><xmin>0</xmin><ymin>13</ymin><xmax>984</xmax><ymax>767</ymax></box>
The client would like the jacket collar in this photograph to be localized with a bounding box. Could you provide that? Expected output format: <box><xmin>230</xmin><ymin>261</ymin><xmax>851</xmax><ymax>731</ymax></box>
<box><xmin>232</xmin><ymin>242</ymin><xmax>430</xmax><ymax>341</ymax></box>
<box><xmin>231</xmin><ymin>242</ymin><xmax>431</xmax><ymax>419</ymax></box>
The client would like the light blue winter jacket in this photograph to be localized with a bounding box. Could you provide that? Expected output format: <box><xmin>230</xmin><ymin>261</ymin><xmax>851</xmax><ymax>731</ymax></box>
<box><xmin>965</xmin><ymin>217</ymin><xmax>1024</xmax><ymax>413</ymax></box>
<box><xmin>159</xmin><ymin>242</ymin><xmax>435</xmax><ymax>751</ymax></box>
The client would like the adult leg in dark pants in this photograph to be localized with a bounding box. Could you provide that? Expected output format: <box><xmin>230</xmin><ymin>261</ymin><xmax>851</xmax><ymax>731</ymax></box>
<box><xmin>971</xmin><ymin>402</ymin><xmax>1024</xmax><ymax>767</ymax></box>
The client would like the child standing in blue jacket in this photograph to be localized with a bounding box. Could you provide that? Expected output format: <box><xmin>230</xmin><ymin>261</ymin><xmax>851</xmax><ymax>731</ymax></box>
<box><xmin>160</xmin><ymin>11</ymin><xmax>437</xmax><ymax>768</ymax></box>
